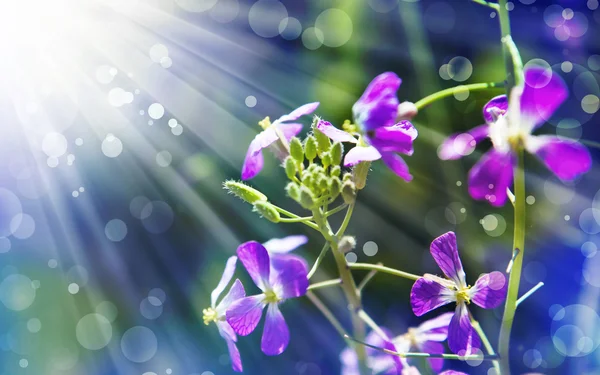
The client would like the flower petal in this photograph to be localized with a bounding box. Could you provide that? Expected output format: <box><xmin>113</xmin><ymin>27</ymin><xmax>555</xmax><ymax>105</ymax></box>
<box><xmin>381</xmin><ymin>152</ymin><xmax>412</xmax><ymax>181</ymax></box>
<box><xmin>211</xmin><ymin>256</ymin><xmax>238</xmax><ymax>308</ymax></box>
<box><xmin>520</xmin><ymin>67</ymin><xmax>568</xmax><ymax>131</ymax></box>
<box><xmin>420</xmin><ymin>340</ymin><xmax>445</xmax><ymax>372</ymax></box>
<box><xmin>241</xmin><ymin>146</ymin><xmax>264</xmax><ymax>180</ymax></box>
<box><xmin>263</xmin><ymin>235</ymin><xmax>308</xmax><ymax>254</ymax></box>
<box><xmin>316</xmin><ymin>120</ymin><xmax>358</xmax><ymax>143</ymax></box>
<box><xmin>482</xmin><ymin>95</ymin><xmax>508</xmax><ymax>123</ymax></box>
<box><xmin>353</xmin><ymin>72</ymin><xmax>401</xmax><ymax>131</ymax></box>
<box><xmin>369</xmin><ymin>121</ymin><xmax>417</xmax><ymax>155</ymax></box>
<box><xmin>468</xmin><ymin>148</ymin><xmax>515</xmax><ymax>207</ymax></box>
<box><xmin>261</xmin><ymin>303</ymin><xmax>290</xmax><ymax>355</ymax></box>
<box><xmin>275</xmin><ymin>102</ymin><xmax>320</xmax><ymax>123</ymax></box>
<box><xmin>397</xmin><ymin>101</ymin><xmax>418</xmax><ymax>121</ymax></box>
<box><xmin>470</xmin><ymin>271</ymin><xmax>507</xmax><ymax>309</ymax></box>
<box><xmin>217</xmin><ymin>320</ymin><xmax>237</xmax><ymax>342</ymax></box>
<box><xmin>439</xmin><ymin>371</ymin><xmax>469</xmax><ymax>375</ymax></box>
<box><xmin>216</xmin><ymin>279</ymin><xmax>246</xmax><ymax>316</ymax></box>
<box><xmin>448</xmin><ymin>303</ymin><xmax>480</xmax><ymax>355</ymax></box>
<box><xmin>438</xmin><ymin>125</ymin><xmax>489</xmax><ymax>161</ymax></box>
<box><xmin>278</xmin><ymin>123</ymin><xmax>303</xmax><ymax>140</ymax></box>
<box><xmin>410</xmin><ymin>277</ymin><xmax>454</xmax><ymax>316</ymax></box>
<box><xmin>416</xmin><ymin>312</ymin><xmax>454</xmax><ymax>342</ymax></box>
<box><xmin>226</xmin><ymin>295</ymin><xmax>266</xmax><ymax>336</ymax></box>
<box><xmin>430</xmin><ymin>232</ymin><xmax>466</xmax><ymax>288</ymax></box>
<box><xmin>225</xmin><ymin>337</ymin><xmax>243</xmax><ymax>372</ymax></box>
<box><xmin>340</xmin><ymin>346</ymin><xmax>360</xmax><ymax>375</ymax></box>
<box><xmin>237</xmin><ymin>241</ymin><xmax>271</xmax><ymax>291</ymax></box>
<box><xmin>344</xmin><ymin>146</ymin><xmax>382</xmax><ymax>166</ymax></box>
<box><xmin>526</xmin><ymin>135</ymin><xmax>591</xmax><ymax>181</ymax></box>
<box><xmin>271</xmin><ymin>256</ymin><xmax>308</xmax><ymax>299</ymax></box>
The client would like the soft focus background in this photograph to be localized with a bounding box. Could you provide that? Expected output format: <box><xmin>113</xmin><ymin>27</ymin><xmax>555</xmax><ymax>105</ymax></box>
<box><xmin>0</xmin><ymin>0</ymin><xmax>599</xmax><ymax>374</ymax></box>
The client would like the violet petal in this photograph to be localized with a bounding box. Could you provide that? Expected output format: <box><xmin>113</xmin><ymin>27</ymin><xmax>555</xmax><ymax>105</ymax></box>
<box><xmin>369</xmin><ymin>121</ymin><xmax>417</xmax><ymax>155</ymax></box>
<box><xmin>430</xmin><ymin>232</ymin><xmax>466</xmax><ymax>288</ymax></box>
<box><xmin>520</xmin><ymin>67</ymin><xmax>568</xmax><ymax>131</ymax></box>
<box><xmin>410</xmin><ymin>277</ymin><xmax>454</xmax><ymax>316</ymax></box>
<box><xmin>447</xmin><ymin>303</ymin><xmax>480</xmax><ymax>355</ymax></box>
<box><xmin>470</xmin><ymin>271</ymin><xmax>507</xmax><ymax>309</ymax></box>
<box><xmin>215</xmin><ymin>279</ymin><xmax>246</xmax><ymax>316</ymax></box>
<box><xmin>526</xmin><ymin>135</ymin><xmax>591</xmax><ymax>181</ymax></box>
<box><xmin>344</xmin><ymin>146</ymin><xmax>382</xmax><ymax>166</ymax></box>
<box><xmin>226</xmin><ymin>337</ymin><xmax>244</xmax><ymax>372</ymax></box>
<box><xmin>217</xmin><ymin>320</ymin><xmax>237</xmax><ymax>342</ymax></box>
<box><xmin>420</xmin><ymin>340</ymin><xmax>445</xmax><ymax>372</ymax></box>
<box><xmin>276</xmin><ymin>102</ymin><xmax>320</xmax><ymax>123</ymax></box>
<box><xmin>263</xmin><ymin>235</ymin><xmax>308</xmax><ymax>254</ymax></box>
<box><xmin>237</xmin><ymin>241</ymin><xmax>271</xmax><ymax>291</ymax></box>
<box><xmin>271</xmin><ymin>256</ymin><xmax>308</xmax><ymax>299</ymax></box>
<box><xmin>261</xmin><ymin>303</ymin><xmax>290</xmax><ymax>356</ymax></box>
<box><xmin>439</xmin><ymin>371</ymin><xmax>469</xmax><ymax>375</ymax></box>
<box><xmin>226</xmin><ymin>295</ymin><xmax>266</xmax><ymax>336</ymax></box>
<box><xmin>211</xmin><ymin>256</ymin><xmax>238</xmax><ymax>308</ymax></box>
<box><xmin>438</xmin><ymin>124</ymin><xmax>489</xmax><ymax>161</ymax></box>
<box><xmin>316</xmin><ymin>120</ymin><xmax>358</xmax><ymax>143</ymax></box>
<box><xmin>482</xmin><ymin>95</ymin><xmax>508</xmax><ymax>123</ymax></box>
<box><xmin>468</xmin><ymin>148</ymin><xmax>515</xmax><ymax>207</ymax></box>
<box><xmin>278</xmin><ymin>123</ymin><xmax>303</xmax><ymax>140</ymax></box>
<box><xmin>241</xmin><ymin>145</ymin><xmax>264</xmax><ymax>180</ymax></box>
<box><xmin>416</xmin><ymin>312</ymin><xmax>453</xmax><ymax>342</ymax></box>
<box><xmin>380</xmin><ymin>152</ymin><xmax>412</xmax><ymax>181</ymax></box>
<box><xmin>353</xmin><ymin>72</ymin><xmax>401</xmax><ymax>131</ymax></box>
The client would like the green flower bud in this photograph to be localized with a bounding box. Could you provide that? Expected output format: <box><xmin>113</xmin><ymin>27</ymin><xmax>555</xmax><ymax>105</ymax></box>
<box><xmin>314</xmin><ymin>129</ymin><xmax>331</xmax><ymax>156</ymax></box>
<box><xmin>329</xmin><ymin>176</ymin><xmax>341</xmax><ymax>198</ymax></box>
<box><xmin>317</xmin><ymin>175</ymin><xmax>328</xmax><ymax>192</ymax></box>
<box><xmin>321</xmin><ymin>152</ymin><xmax>331</xmax><ymax>168</ymax></box>
<box><xmin>286</xmin><ymin>182</ymin><xmax>300</xmax><ymax>200</ymax></box>
<box><xmin>339</xmin><ymin>236</ymin><xmax>356</xmax><ymax>254</ymax></box>
<box><xmin>299</xmin><ymin>186</ymin><xmax>315</xmax><ymax>209</ymax></box>
<box><xmin>253</xmin><ymin>201</ymin><xmax>280</xmax><ymax>223</ymax></box>
<box><xmin>289</xmin><ymin>137</ymin><xmax>304</xmax><ymax>163</ymax></box>
<box><xmin>342</xmin><ymin>172</ymin><xmax>353</xmax><ymax>182</ymax></box>
<box><xmin>284</xmin><ymin>157</ymin><xmax>297</xmax><ymax>180</ymax></box>
<box><xmin>305</xmin><ymin>136</ymin><xmax>317</xmax><ymax>162</ymax></box>
<box><xmin>330</xmin><ymin>165</ymin><xmax>341</xmax><ymax>177</ymax></box>
<box><xmin>331</xmin><ymin>142</ymin><xmax>343</xmax><ymax>166</ymax></box>
<box><xmin>223</xmin><ymin>180</ymin><xmax>268</xmax><ymax>204</ymax></box>
<box><xmin>341</xmin><ymin>180</ymin><xmax>356</xmax><ymax>204</ymax></box>
<box><xmin>353</xmin><ymin>161</ymin><xmax>371</xmax><ymax>190</ymax></box>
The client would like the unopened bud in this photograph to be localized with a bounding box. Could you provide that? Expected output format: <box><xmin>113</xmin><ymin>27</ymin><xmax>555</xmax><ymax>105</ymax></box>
<box><xmin>397</xmin><ymin>101</ymin><xmax>418</xmax><ymax>121</ymax></box>
<box><xmin>330</xmin><ymin>165</ymin><xmax>341</xmax><ymax>177</ymax></box>
<box><xmin>329</xmin><ymin>176</ymin><xmax>341</xmax><ymax>198</ymax></box>
<box><xmin>339</xmin><ymin>236</ymin><xmax>356</xmax><ymax>254</ymax></box>
<box><xmin>352</xmin><ymin>161</ymin><xmax>371</xmax><ymax>190</ymax></box>
<box><xmin>317</xmin><ymin>176</ymin><xmax>328</xmax><ymax>191</ymax></box>
<box><xmin>286</xmin><ymin>182</ymin><xmax>300</xmax><ymax>200</ymax></box>
<box><xmin>314</xmin><ymin>129</ymin><xmax>331</xmax><ymax>156</ymax></box>
<box><xmin>299</xmin><ymin>186</ymin><xmax>315</xmax><ymax>209</ymax></box>
<box><xmin>331</xmin><ymin>142</ymin><xmax>343</xmax><ymax>166</ymax></box>
<box><xmin>341</xmin><ymin>181</ymin><xmax>356</xmax><ymax>204</ymax></box>
<box><xmin>284</xmin><ymin>157</ymin><xmax>297</xmax><ymax>180</ymax></box>
<box><xmin>289</xmin><ymin>137</ymin><xmax>304</xmax><ymax>163</ymax></box>
<box><xmin>305</xmin><ymin>136</ymin><xmax>317</xmax><ymax>162</ymax></box>
<box><xmin>342</xmin><ymin>172</ymin><xmax>353</xmax><ymax>183</ymax></box>
<box><xmin>321</xmin><ymin>152</ymin><xmax>331</xmax><ymax>168</ymax></box>
<box><xmin>223</xmin><ymin>180</ymin><xmax>268</xmax><ymax>204</ymax></box>
<box><xmin>253</xmin><ymin>201</ymin><xmax>280</xmax><ymax>223</ymax></box>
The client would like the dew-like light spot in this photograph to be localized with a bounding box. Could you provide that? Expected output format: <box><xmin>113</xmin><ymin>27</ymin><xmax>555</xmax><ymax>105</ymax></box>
<box><xmin>561</xmin><ymin>61</ymin><xmax>573</xmax><ymax>73</ymax></box>
<box><xmin>588</xmin><ymin>55</ymin><xmax>600</xmax><ymax>71</ymax></box>
<box><xmin>19</xmin><ymin>359</ymin><xmax>28</xmax><ymax>368</ymax></box>
<box><xmin>210</xmin><ymin>0</ymin><xmax>239</xmax><ymax>23</ymax></box>
<box><xmin>156</xmin><ymin>151</ymin><xmax>172</xmax><ymax>167</ymax></box>
<box><xmin>368</xmin><ymin>0</ymin><xmax>399</xmax><ymax>13</ymax></box>
<box><xmin>362</xmin><ymin>241</ymin><xmax>378</xmax><ymax>256</ymax></box>
<box><xmin>481</xmin><ymin>213</ymin><xmax>506</xmax><ymax>237</ymax></box>
<box><xmin>160</xmin><ymin>57</ymin><xmax>173</xmax><ymax>69</ymax></box>
<box><xmin>544</xmin><ymin>5</ymin><xmax>565</xmax><ymax>28</ymax></box>
<box><xmin>42</xmin><ymin>132</ymin><xmax>68</xmax><ymax>157</ymax></box>
<box><xmin>523</xmin><ymin>348</ymin><xmax>543</xmax><ymax>368</ymax></box>
<box><xmin>579</xmin><ymin>208</ymin><xmax>600</xmax><ymax>234</ymax></box>
<box><xmin>10</xmin><ymin>214</ymin><xmax>35</xmax><ymax>240</ymax></box>
<box><xmin>149</xmin><ymin>288</ymin><xmax>167</xmax><ymax>304</ymax></box>
<box><xmin>315</xmin><ymin>9</ymin><xmax>353</xmax><ymax>48</ymax></box>
<box><xmin>523</xmin><ymin>59</ymin><xmax>552</xmax><ymax>88</ymax></box>
<box><xmin>445</xmin><ymin>202</ymin><xmax>467</xmax><ymax>224</ymax></box>
<box><xmin>453</xmin><ymin>85</ymin><xmax>470</xmax><ymax>101</ymax></box>
<box><xmin>345</xmin><ymin>252</ymin><xmax>357</xmax><ymax>264</ymax></box>
<box><xmin>101</xmin><ymin>134</ymin><xmax>123</xmax><ymax>158</ymax></box>
<box><xmin>141</xmin><ymin>201</ymin><xmax>174</xmax><ymax>234</ymax></box>
<box><xmin>48</xmin><ymin>259</ymin><xmax>58</xmax><ymax>268</ymax></box>
<box><xmin>171</xmin><ymin>124</ymin><xmax>183</xmax><ymax>136</ymax></box>
<box><xmin>0</xmin><ymin>237</ymin><xmax>11</xmax><ymax>253</ymax></box>
<box><xmin>249</xmin><ymin>0</ymin><xmax>288</xmax><ymax>38</ymax></box>
<box><xmin>582</xmin><ymin>94</ymin><xmax>599</xmax><ymax>114</ymax></box>
<box><xmin>121</xmin><ymin>326</ymin><xmax>158</xmax><ymax>363</ymax></box>
<box><xmin>447</xmin><ymin>57</ymin><xmax>473</xmax><ymax>82</ymax></box>
<box><xmin>439</xmin><ymin>64</ymin><xmax>451</xmax><ymax>80</ymax></box>
<box><xmin>130</xmin><ymin>196</ymin><xmax>151</xmax><ymax>219</ymax></box>
<box><xmin>0</xmin><ymin>274</ymin><xmax>35</xmax><ymax>311</ymax></box>
<box><xmin>174</xmin><ymin>0</ymin><xmax>217</xmax><ymax>12</ymax></box>
<box><xmin>278</xmin><ymin>17</ymin><xmax>301</xmax><ymax>40</ymax></box>
<box><xmin>96</xmin><ymin>65</ymin><xmax>117</xmax><ymax>84</ymax></box>
<box><xmin>148</xmin><ymin>103</ymin><xmax>165</xmax><ymax>120</ymax></box>
<box><xmin>149</xmin><ymin>44</ymin><xmax>169</xmax><ymax>63</ymax></box>
<box><xmin>67</xmin><ymin>265</ymin><xmax>89</xmax><ymax>286</ymax></box>
<box><xmin>140</xmin><ymin>297</ymin><xmax>163</xmax><ymax>320</ymax></box>
<box><xmin>108</xmin><ymin>88</ymin><xmax>134</xmax><ymax>107</ymax></box>
<box><xmin>76</xmin><ymin>313</ymin><xmax>112</xmax><ymax>350</ymax></box>
<box><xmin>168</xmin><ymin>119</ymin><xmax>178</xmax><ymax>128</ymax></box>
<box><xmin>301</xmin><ymin>27</ymin><xmax>324</xmax><ymax>50</ymax></box>
<box><xmin>526</xmin><ymin>195</ymin><xmax>536</xmax><ymax>205</ymax></box>
<box><xmin>96</xmin><ymin>301</ymin><xmax>118</xmax><ymax>322</ymax></box>
<box><xmin>581</xmin><ymin>241</ymin><xmax>597</xmax><ymax>258</ymax></box>
<box><xmin>105</xmin><ymin>219</ymin><xmax>128</xmax><ymax>242</ymax></box>
<box><xmin>27</xmin><ymin>318</ymin><xmax>41</xmax><ymax>333</ymax></box>
<box><xmin>245</xmin><ymin>95</ymin><xmax>257</xmax><ymax>108</ymax></box>
<box><xmin>68</xmin><ymin>283</ymin><xmax>80</xmax><ymax>294</ymax></box>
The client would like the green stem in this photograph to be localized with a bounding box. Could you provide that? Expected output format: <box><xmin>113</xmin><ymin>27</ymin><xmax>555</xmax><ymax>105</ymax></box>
<box><xmin>470</xmin><ymin>0</ymin><xmax>500</xmax><ymax>9</ymax></box>
<box><xmin>471</xmin><ymin>319</ymin><xmax>500</xmax><ymax>373</ymax></box>
<box><xmin>335</xmin><ymin>203</ymin><xmax>355</xmax><ymax>237</ymax></box>
<box><xmin>307</xmin><ymin>242</ymin><xmax>331</xmax><ymax>279</ymax></box>
<box><xmin>325</xmin><ymin>204</ymin><xmax>348</xmax><ymax>217</ymax></box>
<box><xmin>414</xmin><ymin>82</ymin><xmax>504</xmax><ymax>111</ymax></box>
<box><xmin>306</xmin><ymin>291</ymin><xmax>349</xmax><ymax>339</ymax></box>
<box><xmin>273</xmin><ymin>206</ymin><xmax>320</xmax><ymax>231</ymax></box>
<box><xmin>307</xmin><ymin>279</ymin><xmax>342</xmax><ymax>291</ymax></box>
<box><xmin>278</xmin><ymin>216</ymin><xmax>314</xmax><ymax>223</ymax></box>
<box><xmin>357</xmin><ymin>265</ymin><xmax>379</xmax><ymax>294</ymax></box>
<box><xmin>357</xmin><ymin>310</ymin><xmax>387</xmax><ymax>339</ymax></box>
<box><xmin>349</xmin><ymin>263</ymin><xmax>421</xmax><ymax>281</ymax></box>
<box><xmin>498</xmin><ymin>148</ymin><xmax>526</xmax><ymax>374</ymax></box>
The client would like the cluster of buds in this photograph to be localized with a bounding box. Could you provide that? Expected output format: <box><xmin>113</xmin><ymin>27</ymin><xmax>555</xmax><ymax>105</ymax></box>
<box><xmin>223</xmin><ymin>180</ymin><xmax>281</xmax><ymax>223</ymax></box>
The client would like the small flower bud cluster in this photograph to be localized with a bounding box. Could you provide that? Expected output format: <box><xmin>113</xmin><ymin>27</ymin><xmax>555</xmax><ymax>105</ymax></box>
<box><xmin>223</xmin><ymin>180</ymin><xmax>280</xmax><ymax>222</ymax></box>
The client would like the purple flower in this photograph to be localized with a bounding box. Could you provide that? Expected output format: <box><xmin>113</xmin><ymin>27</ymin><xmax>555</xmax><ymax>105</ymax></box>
<box><xmin>410</xmin><ymin>232</ymin><xmax>507</xmax><ymax>355</ymax></box>
<box><xmin>439</xmin><ymin>67</ymin><xmax>591</xmax><ymax>206</ymax></box>
<box><xmin>317</xmin><ymin>119</ymin><xmax>417</xmax><ymax>181</ymax></box>
<box><xmin>203</xmin><ymin>256</ymin><xmax>246</xmax><ymax>372</ymax></box>
<box><xmin>242</xmin><ymin>102</ymin><xmax>320</xmax><ymax>180</ymax></box>
<box><xmin>393</xmin><ymin>313</ymin><xmax>453</xmax><ymax>372</ymax></box>
<box><xmin>439</xmin><ymin>371</ymin><xmax>469</xmax><ymax>375</ymax></box>
<box><xmin>226</xmin><ymin>241</ymin><xmax>308</xmax><ymax>356</ymax></box>
<box><xmin>264</xmin><ymin>235</ymin><xmax>308</xmax><ymax>270</ymax></box>
<box><xmin>353</xmin><ymin>72</ymin><xmax>402</xmax><ymax>131</ymax></box>
<box><xmin>340</xmin><ymin>329</ymin><xmax>403</xmax><ymax>375</ymax></box>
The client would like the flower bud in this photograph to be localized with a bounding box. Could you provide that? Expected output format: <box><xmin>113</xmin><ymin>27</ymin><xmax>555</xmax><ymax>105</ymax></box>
<box><xmin>329</xmin><ymin>176</ymin><xmax>341</xmax><ymax>198</ymax></box>
<box><xmin>223</xmin><ymin>180</ymin><xmax>268</xmax><ymax>204</ymax></box>
<box><xmin>289</xmin><ymin>137</ymin><xmax>304</xmax><ymax>163</ymax></box>
<box><xmin>284</xmin><ymin>157</ymin><xmax>297</xmax><ymax>180</ymax></box>
<box><xmin>338</xmin><ymin>236</ymin><xmax>356</xmax><ymax>254</ymax></box>
<box><xmin>341</xmin><ymin>180</ymin><xmax>356</xmax><ymax>204</ymax></box>
<box><xmin>317</xmin><ymin>175</ymin><xmax>328</xmax><ymax>192</ymax></box>
<box><xmin>352</xmin><ymin>161</ymin><xmax>371</xmax><ymax>190</ymax></box>
<box><xmin>286</xmin><ymin>182</ymin><xmax>300</xmax><ymax>200</ymax></box>
<box><xmin>299</xmin><ymin>186</ymin><xmax>315</xmax><ymax>209</ymax></box>
<box><xmin>342</xmin><ymin>172</ymin><xmax>353</xmax><ymax>182</ymax></box>
<box><xmin>330</xmin><ymin>165</ymin><xmax>341</xmax><ymax>177</ymax></box>
<box><xmin>253</xmin><ymin>201</ymin><xmax>280</xmax><ymax>223</ymax></box>
<box><xmin>321</xmin><ymin>152</ymin><xmax>331</xmax><ymax>168</ymax></box>
<box><xmin>331</xmin><ymin>142</ymin><xmax>343</xmax><ymax>166</ymax></box>
<box><xmin>314</xmin><ymin>129</ymin><xmax>331</xmax><ymax>156</ymax></box>
<box><xmin>305</xmin><ymin>136</ymin><xmax>317</xmax><ymax>162</ymax></box>
<box><xmin>397</xmin><ymin>101</ymin><xmax>418</xmax><ymax>121</ymax></box>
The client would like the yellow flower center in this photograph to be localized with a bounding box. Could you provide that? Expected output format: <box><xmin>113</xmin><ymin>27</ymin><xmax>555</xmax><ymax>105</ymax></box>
<box><xmin>258</xmin><ymin>116</ymin><xmax>272</xmax><ymax>130</ymax></box>
<box><xmin>456</xmin><ymin>287</ymin><xmax>471</xmax><ymax>305</ymax></box>
<box><xmin>202</xmin><ymin>307</ymin><xmax>218</xmax><ymax>325</ymax></box>
<box><xmin>342</xmin><ymin>119</ymin><xmax>358</xmax><ymax>134</ymax></box>
<box><xmin>264</xmin><ymin>289</ymin><xmax>280</xmax><ymax>304</ymax></box>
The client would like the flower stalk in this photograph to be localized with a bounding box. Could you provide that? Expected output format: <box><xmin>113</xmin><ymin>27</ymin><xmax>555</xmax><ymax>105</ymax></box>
<box><xmin>414</xmin><ymin>82</ymin><xmax>504</xmax><ymax>111</ymax></box>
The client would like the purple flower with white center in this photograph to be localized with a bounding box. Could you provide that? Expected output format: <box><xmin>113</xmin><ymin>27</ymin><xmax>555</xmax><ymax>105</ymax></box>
<box><xmin>226</xmin><ymin>241</ymin><xmax>308</xmax><ymax>356</ymax></box>
<box><xmin>393</xmin><ymin>312</ymin><xmax>453</xmax><ymax>372</ymax></box>
<box><xmin>438</xmin><ymin>67</ymin><xmax>591</xmax><ymax>206</ymax></box>
<box><xmin>203</xmin><ymin>256</ymin><xmax>245</xmax><ymax>372</ymax></box>
<box><xmin>340</xmin><ymin>329</ymin><xmax>403</xmax><ymax>375</ymax></box>
<box><xmin>242</xmin><ymin>102</ymin><xmax>320</xmax><ymax>180</ymax></box>
<box><xmin>410</xmin><ymin>232</ymin><xmax>507</xmax><ymax>355</ymax></box>
<box><xmin>317</xmin><ymin>119</ymin><xmax>418</xmax><ymax>181</ymax></box>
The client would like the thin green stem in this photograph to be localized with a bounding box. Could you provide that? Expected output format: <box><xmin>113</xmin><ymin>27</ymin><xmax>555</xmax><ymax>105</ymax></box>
<box><xmin>357</xmin><ymin>310</ymin><xmax>387</xmax><ymax>339</ymax></box>
<box><xmin>335</xmin><ymin>203</ymin><xmax>355</xmax><ymax>237</ymax></box>
<box><xmin>325</xmin><ymin>204</ymin><xmax>348</xmax><ymax>217</ymax></box>
<box><xmin>414</xmin><ymin>82</ymin><xmax>504</xmax><ymax>111</ymax></box>
<box><xmin>357</xmin><ymin>265</ymin><xmax>379</xmax><ymax>294</ymax></box>
<box><xmin>307</xmin><ymin>242</ymin><xmax>331</xmax><ymax>279</ymax></box>
<box><xmin>278</xmin><ymin>216</ymin><xmax>314</xmax><ymax>223</ymax></box>
<box><xmin>471</xmin><ymin>319</ymin><xmax>500</xmax><ymax>373</ymax></box>
<box><xmin>470</xmin><ymin>0</ymin><xmax>500</xmax><ymax>9</ymax></box>
<box><xmin>273</xmin><ymin>206</ymin><xmax>320</xmax><ymax>231</ymax></box>
<box><xmin>498</xmin><ymin>148</ymin><xmax>526</xmax><ymax>375</ymax></box>
<box><xmin>306</xmin><ymin>291</ymin><xmax>349</xmax><ymax>339</ymax></box>
<box><xmin>349</xmin><ymin>263</ymin><xmax>421</xmax><ymax>281</ymax></box>
<box><xmin>307</xmin><ymin>279</ymin><xmax>342</xmax><ymax>291</ymax></box>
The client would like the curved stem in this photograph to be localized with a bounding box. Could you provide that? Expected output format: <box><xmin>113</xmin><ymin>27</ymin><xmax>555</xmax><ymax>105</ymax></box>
<box><xmin>470</xmin><ymin>0</ymin><xmax>500</xmax><ymax>9</ymax></box>
<box><xmin>279</xmin><ymin>216</ymin><xmax>314</xmax><ymax>223</ymax></box>
<box><xmin>273</xmin><ymin>206</ymin><xmax>320</xmax><ymax>231</ymax></box>
<box><xmin>471</xmin><ymin>319</ymin><xmax>500</xmax><ymax>373</ymax></box>
<box><xmin>325</xmin><ymin>204</ymin><xmax>348</xmax><ymax>217</ymax></box>
<box><xmin>307</xmin><ymin>242</ymin><xmax>331</xmax><ymax>279</ymax></box>
<box><xmin>414</xmin><ymin>82</ymin><xmax>504</xmax><ymax>111</ymax></box>
<box><xmin>306</xmin><ymin>291</ymin><xmax>349</xmax><ymax>339</ymax></box>
<box><xmin>335</xmin><ymin>203</ymin><xmax>355</xmax><ymax>237</ymax></box>
<box><xmin>307</xmin><ymin>279</ymin><xmax>342</xmax><ymax>291</ymax></box>
<box><xmin>349</xmin><ymin>263</ymin><xmax>421</xmax><ymax>281</ymax></box>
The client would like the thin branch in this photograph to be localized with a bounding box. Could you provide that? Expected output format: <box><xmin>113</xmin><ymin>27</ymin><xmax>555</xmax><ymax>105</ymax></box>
<box><xmin>414</xmin><ymin>82</ymin><xmax>504</xmax><ymax>111</ymax></box>
<box><xmin>307</xmin><ymin>279</ymin><xmax>342</xmax><ymax>291</ymax></box>
<box><xmin>349</xmin><ymin>263</ymin><xmax>421</xmax><ymax>281</ymax></box>
<box><xmin>307</xmin><ymin>242</ymin><xmax>331</xmax><ymax>279</ymax></box>
<box><xmin>357</xmin><ymin>265</ymin><xmax>380</xmax><ymax>293</ymax></box>
<box><xmin>325</xmin><ymin>204</ymin><xmax>348</xmax><ymax>217</ymax></box>
<box><xmin>279</xmin><ymin>216</ymin><xmax>314</xmax><ymax>223</ymax></box>
<box><xmin>470</xmin><ymin>0</ymin><xmax>500</xmax><ymax>10</ymax></box>
<box><xmin>516</xmin><ymin>282</ymin><xmax>544</xmax><ymax>307</ymax></box>
<box><xmin>273</xmin><ymin>206</ymin><xmax>320</xmax><ymax>231</ymax></box>
<box><xmin>357</xmin><ymin>310</ymin><xmax>387</xmax><ymax>339</ymax></box>
<box><xmin>306</xmin><ymin>291</ymin><xmax>349</xmax><ymax>339</ymax></box>
<box><xmin>471</xmin><ymin>319</ymin><xmax>500</xmax><ymax>373</ymax></box>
